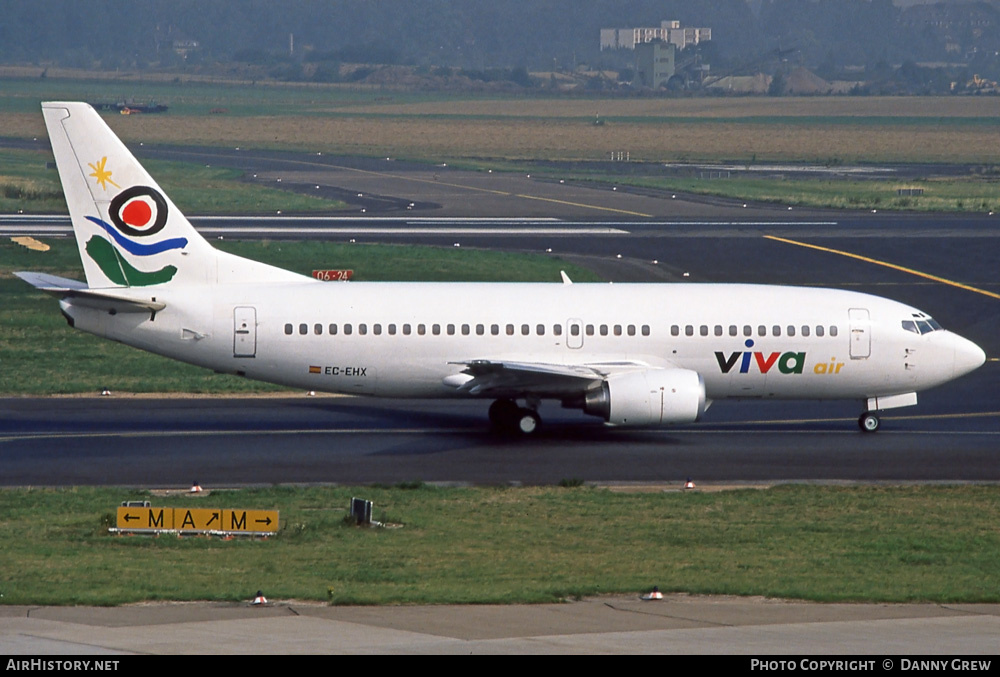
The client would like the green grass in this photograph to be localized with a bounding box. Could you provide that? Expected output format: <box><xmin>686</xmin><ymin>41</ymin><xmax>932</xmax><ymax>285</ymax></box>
<box><xmin>0</xmin><ymin>239</ymin><xmax>601</xmax><ymax>394</ymax></box>
<box><xmin>0</xmin><ymin>484</ymin><xmax>996</xmax><ymax>605</ymax></box>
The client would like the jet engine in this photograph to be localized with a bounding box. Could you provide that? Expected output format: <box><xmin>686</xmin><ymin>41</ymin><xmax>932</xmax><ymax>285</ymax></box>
<box><xmin>582</xmin><ymin>369</ymin><xmax>707</xmax><ymax>427</ymax></box>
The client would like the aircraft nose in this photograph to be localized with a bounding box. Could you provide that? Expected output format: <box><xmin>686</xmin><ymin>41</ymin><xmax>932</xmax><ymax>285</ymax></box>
<box><xmin>953</xmin><ymin>334</ymin><xmax>986</xmax><ymax>378</ymax></box>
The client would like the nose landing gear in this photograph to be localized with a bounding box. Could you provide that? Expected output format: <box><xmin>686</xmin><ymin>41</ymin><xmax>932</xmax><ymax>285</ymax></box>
<box><xmin>858</xmin><ymin>411</ymin><xmax>881</xmax><ymax>433</ymax></box>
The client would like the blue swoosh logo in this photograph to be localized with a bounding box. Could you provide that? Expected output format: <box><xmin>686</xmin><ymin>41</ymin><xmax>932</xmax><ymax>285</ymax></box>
<box><xmin>86</xmin><ymin>216</ymin><xmax>188</xmax><ymax>256</ymax></box>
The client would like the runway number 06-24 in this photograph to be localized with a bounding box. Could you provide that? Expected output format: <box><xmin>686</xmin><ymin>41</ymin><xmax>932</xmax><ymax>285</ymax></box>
<box><xmin>312</xmin><ymin>269</ymin><xmax>354</xmax><ymax>281</ymax></box>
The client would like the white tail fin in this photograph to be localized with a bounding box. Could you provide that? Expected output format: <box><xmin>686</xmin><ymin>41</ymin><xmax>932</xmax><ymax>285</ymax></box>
<box><xmin>42</xmin><ymin>102</ymin><xmax>307</xmax><ymax>288</ymax></box>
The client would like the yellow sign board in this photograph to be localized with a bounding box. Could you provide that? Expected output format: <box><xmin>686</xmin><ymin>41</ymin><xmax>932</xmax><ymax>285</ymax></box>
<box><xmin>176</xmin><ymin>508</ymin><xmax>224</xmax><ymax>531</ymax></box>
<box><xmin>117</xmin><ymin>506</ymin><xmax>174</xmax><ymax>530</ymax></box>
<box><xmin>115</xmin><ymin>507</ymin><xmax>278</xmax><ymax>534</ymax></box>
<box><xmin>223</xmin><ymin>509</ymin><xmax>278</xmax><ymax>533</ymax></box>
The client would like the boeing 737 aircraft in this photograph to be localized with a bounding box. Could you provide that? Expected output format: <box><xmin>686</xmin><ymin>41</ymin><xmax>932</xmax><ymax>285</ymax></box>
<box><xmin>18</xmin><ymin>102</ymin><xmax>986</xmax><ymax>434</ymax></box>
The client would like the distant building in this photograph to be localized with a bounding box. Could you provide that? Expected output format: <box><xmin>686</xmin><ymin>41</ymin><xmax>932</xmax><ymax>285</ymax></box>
<box><xmin>172</xmin><ymin>40</ymin><xmax>200</xmax><ymax>59</ymax></box>
<box><xmin>600</xmin><ymin>20</ymin><xmax>711</xmax><ymax>51</ymax></box>
<box><xmin>634</xmin><ymin>41</ymin><xmax>676</xmax><ymax>88</ymax></box>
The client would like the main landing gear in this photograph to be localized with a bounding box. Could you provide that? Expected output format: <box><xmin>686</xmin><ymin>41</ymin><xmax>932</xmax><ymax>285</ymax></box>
<box><xmin>858</xmin><ymin>411</ymin><xmax>881</xmax><ymax>433</ymax></box>
<box><xmin>489</xmin><ymin>398</ymin><xmax>541</xmax><ymax>435</ymax></box>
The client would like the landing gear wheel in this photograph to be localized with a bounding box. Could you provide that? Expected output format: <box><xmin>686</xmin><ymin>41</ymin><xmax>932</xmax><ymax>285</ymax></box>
<box><xmin>488</xmin><ymin>400</ymin><xmax>541</xmax><ymax>435</ymax></box>
<box><xmin>859</xmin><ymin>412</ymin><xmax>881</xmax><ymax>433</ymax></box>
<box><xmin>515</xmin><ymin>408</ymin><xmax>541</xmax><ymax>435</ymax></box>
<box><xmin>489</xmin><ymin>399</ymin><xmax>520</xmax><ymax>429</ymax></box>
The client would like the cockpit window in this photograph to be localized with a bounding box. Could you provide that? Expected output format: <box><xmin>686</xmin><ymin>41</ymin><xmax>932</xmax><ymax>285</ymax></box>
<box><xmin>902</xmin><ymin>317</ymin><xmax>943</xmax><ymax>335</ymax></box>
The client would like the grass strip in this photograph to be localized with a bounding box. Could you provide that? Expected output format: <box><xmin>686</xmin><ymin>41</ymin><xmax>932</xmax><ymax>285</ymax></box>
<box><xmin>0</xmin><ymin>484</ymin><xmax>996</xmax><ymax>606</ymax></box>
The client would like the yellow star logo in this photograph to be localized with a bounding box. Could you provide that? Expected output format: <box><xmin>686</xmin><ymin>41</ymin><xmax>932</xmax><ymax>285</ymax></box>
<box><xmin>88</xmin><ymin>156</ymin><xmax>121</xmax><ymax>191</ymax></box>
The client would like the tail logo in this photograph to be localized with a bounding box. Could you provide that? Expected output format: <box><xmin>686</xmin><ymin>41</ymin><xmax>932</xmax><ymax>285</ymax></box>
<box><xmin>109</xmin><ymin>186</ymin><xmax>168</xmax><ymax>237</ymax></box>
<box><xmin>83</xmin><ymin>162</ymin><xmax>187</xmax><ymax>285</ymax></box>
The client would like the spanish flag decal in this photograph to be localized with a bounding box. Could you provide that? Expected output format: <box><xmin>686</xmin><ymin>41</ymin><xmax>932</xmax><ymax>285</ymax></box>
<box><xmin>309</xmin><ymin>366</ymin><xmax>321</xmax><ymax>374</ymax></box>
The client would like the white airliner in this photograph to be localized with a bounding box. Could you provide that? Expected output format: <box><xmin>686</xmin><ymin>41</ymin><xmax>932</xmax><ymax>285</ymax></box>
<box><xmin>18</xmin><ymin>102</ymin><xmax>986</xmax><ymax>434</ymax></box>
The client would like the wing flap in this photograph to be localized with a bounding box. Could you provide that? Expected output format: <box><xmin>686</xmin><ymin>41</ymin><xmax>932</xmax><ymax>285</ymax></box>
<box><xmin>446</xmin><ymin>359</ymin><xmax>648</xmax><ymax>398</ymax></box>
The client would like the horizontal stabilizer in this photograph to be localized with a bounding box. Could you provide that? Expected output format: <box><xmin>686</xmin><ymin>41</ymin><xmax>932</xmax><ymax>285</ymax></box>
<box><xmin>14</xmin><ymin>271</ymin><xmax>87</xmax><ymax>292</ymax></box>
<box><xmin>15</xmin><ymin>271</ymin><xmax>165</xmax><ymax>313</ymax></box>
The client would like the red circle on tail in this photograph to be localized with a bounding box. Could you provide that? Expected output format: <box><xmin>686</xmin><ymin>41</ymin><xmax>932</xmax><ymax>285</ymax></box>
<box><xmin>122</xmin><ymin>200</ymin><xmax>152</xmax><ymax>228</ymax></box>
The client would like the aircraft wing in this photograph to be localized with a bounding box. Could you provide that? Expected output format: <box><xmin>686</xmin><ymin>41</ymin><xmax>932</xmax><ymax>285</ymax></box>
<box><xmin>15</xmin><ymin>271</ymin><xmax>166</xmax><ymax>313</ymax></box>
<box><xmin>446</xmin><ymin>359</ymin><xmax>653</xmax><ymax>398</ymax></box>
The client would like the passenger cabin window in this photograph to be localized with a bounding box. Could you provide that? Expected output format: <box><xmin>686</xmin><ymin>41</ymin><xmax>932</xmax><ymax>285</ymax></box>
<box><xmin>284</xmin><ymin>323</ymin><xmax>293</xmax><ymax>335</ymax></box>
<box><xmin>816</xmin><ymin>325</ymin><xmax>825</xmax><ymax>337</ymax></box>
<box><xmin>299</xmin><ymin>323</ymin><xmax>308</xmax><ymax>335</ymax></box>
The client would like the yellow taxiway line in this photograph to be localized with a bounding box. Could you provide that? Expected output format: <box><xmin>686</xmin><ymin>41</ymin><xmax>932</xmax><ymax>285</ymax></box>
<box><xmin>764</xmin><ymin>235</ymin><xmax>1000</xmax><ymax>301</ymax></box>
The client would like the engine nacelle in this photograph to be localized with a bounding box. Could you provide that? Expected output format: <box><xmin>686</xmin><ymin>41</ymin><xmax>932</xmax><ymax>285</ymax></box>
<box><xmin>583</xmin><ymin>369</ymin><xmax>707</xmax><ymax>427</ymax></box>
